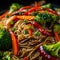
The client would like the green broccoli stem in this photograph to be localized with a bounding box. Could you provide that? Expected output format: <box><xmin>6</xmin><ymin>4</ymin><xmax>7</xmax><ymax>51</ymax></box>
<box><xmin>43</xmin><ymin>41</ymin><xmax>60</xmax><ymax>58</ymax></box>
<box><xmin>9</xmin><ymin>9</ymin><xmax>14</xmax><ymax>14</ymax></box>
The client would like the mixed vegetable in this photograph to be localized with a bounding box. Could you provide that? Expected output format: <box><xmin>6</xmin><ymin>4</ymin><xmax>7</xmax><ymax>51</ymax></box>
<box><xmin>43</xmin><ymin>42</ymin><xmax>60</xmax><ymax>58</ymax></box>
<box><xmin>34</xmin><ymin>12</ymin><xmax>59</xmax><ymax>28</ymax></box>
<box><xmin>0</xmin><ymin>29</ymin><xmax>12</xmax><ymax>50</ymax></box>
<box><xmin>0</xmin><ymin>51</ymin><xmax>11</xmax><ymax>60</ymax></box>
<box><xmin>0</xmin><ymin>2</ymin><xmax>60</xmax><ymax>60</ymax></box>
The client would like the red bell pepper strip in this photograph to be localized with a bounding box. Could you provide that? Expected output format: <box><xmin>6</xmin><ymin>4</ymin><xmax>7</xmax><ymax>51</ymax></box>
<box><xmin>23</xmin><ymin>6</ymin><xmax>40</xmax><ymax>15</ymax></box>
<box><xmin>30</xmin><ymin>21</ymin><xmax>53</xmax><ymax>36</ymax></box>
<box><xmin>9</xmin><ymin>29</ymin><xmax>19</xmax><ymax>56</ymax></box>
<box><xmin>54</xmin><ymin>32</ymin><xmax>60</xmax><ymax>42</ymax></box>
<box><xmin>28</xmin><ymin>7</ymin><xmax>40</xmax><ymax>12</ymax></box>
<box><xmin>23</xmin><ymin>57</ymin><xmax>28</xmax><ymax>60</ymax></box>
<box><xmin>38</xmin><ymin>46</ymin><xmax>60</xmax><ymax>60</ymax></box>
<box><xmin>45</xmin><ymin>8</ymin><xmax>58</xmax><ymax>16</ymax></box>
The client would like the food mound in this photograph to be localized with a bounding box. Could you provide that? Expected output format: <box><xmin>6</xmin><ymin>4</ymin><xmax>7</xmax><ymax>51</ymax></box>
<box><xmin>0</xmin><ymin>1</ymin><xmax>60</xmax><ymax>60</ymax></box>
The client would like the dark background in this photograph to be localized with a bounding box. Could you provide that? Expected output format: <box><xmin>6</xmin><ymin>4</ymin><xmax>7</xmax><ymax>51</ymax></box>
<box><xmin>0</xmin><ymin>0</ymin><xmax>60</xmax><ymax>12</ymax></box>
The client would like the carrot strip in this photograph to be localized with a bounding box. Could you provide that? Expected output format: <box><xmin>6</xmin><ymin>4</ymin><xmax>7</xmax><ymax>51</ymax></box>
<box><xmin>28</xmin><ymin>29</ymin><xmax>32</xmax><ymax>36</ymax></box>
<box><xmin>17</xmin><ymin>16</ymin><xmax>34</xmax><ymax>20</ymax></box>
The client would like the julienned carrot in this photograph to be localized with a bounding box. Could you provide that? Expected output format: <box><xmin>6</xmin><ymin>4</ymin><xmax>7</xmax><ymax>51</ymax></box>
<box><xmin>17</xmin><ymin>16</ymin><xmax>35</xmax><ymax>20</ymax></box>
<box><xmin>5</xmin><ymin>15</ymin><xmax>17</xmax><ymax>26</ymax></box>
<box><xmin>0</xmin><ymin>11</ymin><xmax>8</xmax><ymax>19</ymax></box>
<box><xmin>27</xmin><ymin>24</ymin><xmax>33</xmax><ymax>36</ymax></box>
<box><xmin>54</xmin><ymin>32</ymin><xmax>60</xmax><ymax>42</ymax></box>
<box><xmin>28</xmin><ymin>29</ymin><xmax>32</xmax><ymax>36</ymax></box>
<box><xmin>9</xmin><ymin>29</ymin><xmax>19</xmax><ymax>56</ymax></box>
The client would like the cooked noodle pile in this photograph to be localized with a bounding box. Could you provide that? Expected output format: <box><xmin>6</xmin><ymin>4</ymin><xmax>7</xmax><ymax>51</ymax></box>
<box><xmin>0</xmin><ymin>1</ymin><xmax>60</xmax><ymax>60</ymax></box>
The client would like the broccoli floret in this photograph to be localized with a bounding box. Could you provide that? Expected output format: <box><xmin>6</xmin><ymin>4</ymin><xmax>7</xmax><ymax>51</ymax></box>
<box><xmin>41</xmin><ymin>3</ymin><xmax>52</xmax><ymax>9</ymax></box>
<box><xmin>0</xmin><ymin>29</ymin><xmax>12</xmax><ymax>50</ymax></box>
<box><xmin>2</xmin><ymin>51</ymin><xmax>11</xmax><ymax>60</ymax></box>
<box><xmin>0</xmin><ymin>51</ymin><xmax>11</xmax><ymax>60</ymax></box>
<box><xmin>34</xmin><ymin>12</ymin><xmax>58</xmax><ymax>28</ymax></box>
<box><xmin>9</xmin><ymin>3</ymin><xmax>22</xmax><ymax>14</ymax></box>
<box><xmin>54</xmin><ymin>24</ymin><xmax>60</xmax><ymax>34</ymax></box>
<box><xmin>43</xmin><ymin>42</ymin><xmax>60</xmax><ymax>58</ymax></box>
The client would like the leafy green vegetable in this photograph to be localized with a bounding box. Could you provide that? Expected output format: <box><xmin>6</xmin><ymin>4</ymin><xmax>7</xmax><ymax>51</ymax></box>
<box><xmin>34</xmin><ymin>12</ymin><xmax>59</xmax><ymax>28</ymax></box>
<box><xmin>23</xmin><ymin>20</ymin><xmax>28</xmax><ymax>24</ymax></box>
<box><xmin>43</xmin><ymin>42</ymin><xmax>60</xmax><ymax>58</ymax></box>
<box><xmin>12</xmin><ymin>27</ymin><xmax>16</xmax><ymax>32</ymax></box>
<box><xmin>34</xmin><ymin>30</ymin><xmax>40</xmax><ymax>36</ymax></box>
<box><xmin>9</xmin><ymin>3</ymin><xmax>22</xmax><ymax>14</ymax></box>
<box><xmin>0</xmin><ymin>29</ymin><xmax>12</xmax><ymax>50</ymax></box>
<box><xmin>42</xmin><ymin>3</ymin><xmax>52</xmax><ymax>9</ymax></box>
<box><xmin>5</xmin><ymin>15</ymin><xmax>9</xmax><ymax>18</ymax></box>
<box><xmin>23</xmin><ymin>30</ymin><xmax>28</xmax><ymax>34</ymax></box>
<box><xmin>54</xmin><ymin>24</ymin><xmax>60</xmax><ymax>34</ymax></box>
<box><xmin>28</xmin><ymin>25</ymin><xmax>33</xmax><ymax>29</ymax></box>
<box><xmin>31</xmin><ymin>11</ymin><xmax>39</xmax><ymax>16</ymax></box>
<box><xmin>10</xmin><ymin>20</ymin><xmax>14</xmax><ymax>25</ymax></box>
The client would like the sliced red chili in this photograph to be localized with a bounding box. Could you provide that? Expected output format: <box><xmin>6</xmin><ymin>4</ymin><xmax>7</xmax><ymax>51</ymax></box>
<box><xmin>23</xmin><ymin>6</ymin><xmax>40</xmax><ymax>15</ymax></box>
<box><xmin>9</xmin><ymin>29</ymin><xmax>19</xmax><ymax>56</ymax></box>
<box><xmin>30</xmin><ymin>21</ymin><xmax>53</xmax><ymax>36</ymax></box>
